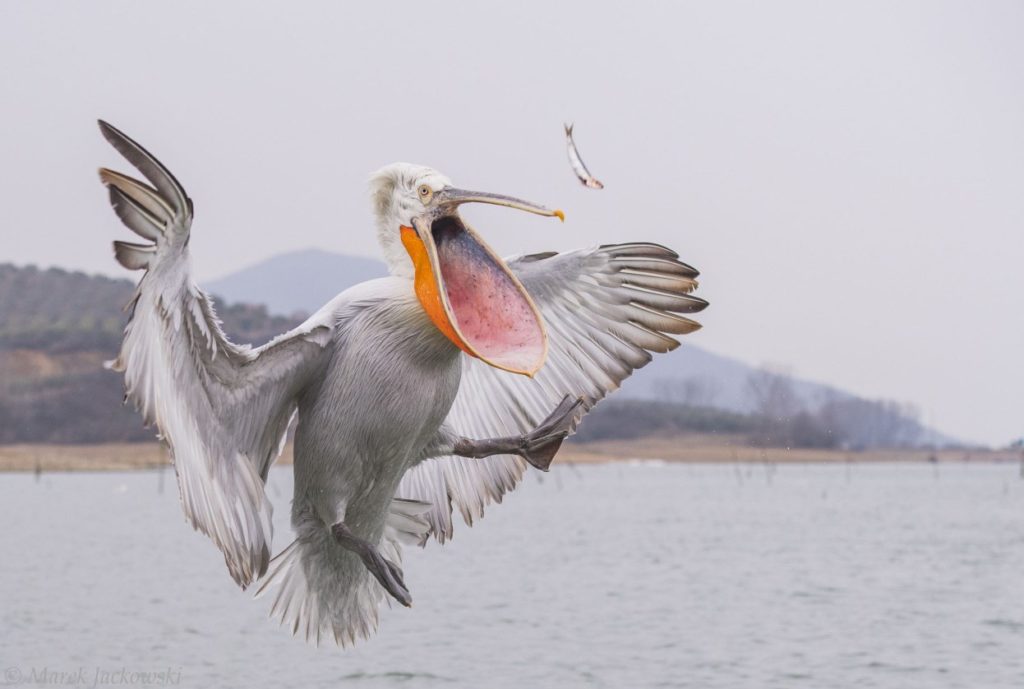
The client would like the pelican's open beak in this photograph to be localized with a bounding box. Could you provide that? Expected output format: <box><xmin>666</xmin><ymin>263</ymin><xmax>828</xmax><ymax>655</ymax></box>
<box><xmin>401</xmin><ymin>187</ymin><xmax>564</xmax><ymax>376</ymax></box>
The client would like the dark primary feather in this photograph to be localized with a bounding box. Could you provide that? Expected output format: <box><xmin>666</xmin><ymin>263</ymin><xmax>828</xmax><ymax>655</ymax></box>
<box><xmin>98</xmin><ymin>120</ymin><xmax>190</xmax><ymax>215</ymax></box>
<box><xmin>112</xmin><ymin>240</ymin><xmax>155</xmax><ymax>271</ymax></box>
<box><xmin>108</xmin><ymin>185</ymin><xmax>163</xmax><ymax>241</ymax></box>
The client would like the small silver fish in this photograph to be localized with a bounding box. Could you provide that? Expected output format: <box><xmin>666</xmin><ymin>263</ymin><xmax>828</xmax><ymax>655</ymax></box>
<box><xmin>564</xmin><ymin>123</ymin><xmax>604</xmax><ymax>189</ymax></box>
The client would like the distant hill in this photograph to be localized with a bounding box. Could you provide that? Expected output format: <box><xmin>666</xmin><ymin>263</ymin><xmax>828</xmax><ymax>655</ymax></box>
<box><xmin>203</xmin><ymin>248</ymin><xmax>387</xmax><ymax>317</ymax></box>
<box><xmin>0</xmin><ymin>258</ymin><xmax>960</xmax><ymax>448</ymax></box>
<box><xmin>0</xmin><ymin>264</ymin><xmax>300</xmax><ymax>352</ymax></box>
<box><xmin>614</xmin><ymin>344</ymin><xmax>853</xmax><ymax>413</ymax></box>
<box><xmin>205</xmin><ymin>248</ymin><xmax>958</xmax><ymax>448</ymax></box>
<box><xmin>0</xmin><ymin>263</ymin><xmax>303</xmax><ymax>443</ymax></box>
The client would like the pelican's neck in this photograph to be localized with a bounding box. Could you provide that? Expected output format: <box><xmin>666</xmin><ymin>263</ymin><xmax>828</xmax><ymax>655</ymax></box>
<box><xmin>370</xmin><ymin>183</ymin><xmax>416</xmax><ymax>279</ymax></box>
<box><xmin>375</xmin><ymin>212</ymin><xmax>415</xmax><ymax>278</ymax></box>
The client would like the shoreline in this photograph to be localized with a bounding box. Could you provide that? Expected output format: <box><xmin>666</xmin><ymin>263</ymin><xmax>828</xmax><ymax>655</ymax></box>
<box><xmin>0</xmin><ymin>438</ymin><xmax>1018</xmax><ymax>473</ymax></box>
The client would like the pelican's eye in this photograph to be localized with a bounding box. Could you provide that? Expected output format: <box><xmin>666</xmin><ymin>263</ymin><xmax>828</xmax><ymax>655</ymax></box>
<box><xmin>417</xmin><ymin>184</ymin><xmax>433</xmax><ymax>204</ymax></box>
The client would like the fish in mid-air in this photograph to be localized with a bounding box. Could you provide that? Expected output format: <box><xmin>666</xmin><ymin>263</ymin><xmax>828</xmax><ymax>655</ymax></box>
<box><xmin>564</xmin><ymin>122</ymin><xmax>604</xmax><ymax>189</ymax></box>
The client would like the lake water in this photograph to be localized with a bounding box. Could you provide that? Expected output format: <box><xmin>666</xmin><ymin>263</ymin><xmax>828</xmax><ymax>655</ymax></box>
<box><xmin>2</xmin><ymin>461</ymin><xmax>1023</xmax><ymax>689</ymax></box>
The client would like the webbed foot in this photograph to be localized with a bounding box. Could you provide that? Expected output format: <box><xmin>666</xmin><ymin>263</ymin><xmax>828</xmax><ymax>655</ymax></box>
<box><xmin>519</xmin><ymin>394</ymin><xmax>584</xmax><ymax>471</ymax></box>
<box><xmin>332</xmin><ymin>523</ymin><xmax>412</xmax><ymax>607</ymax></box>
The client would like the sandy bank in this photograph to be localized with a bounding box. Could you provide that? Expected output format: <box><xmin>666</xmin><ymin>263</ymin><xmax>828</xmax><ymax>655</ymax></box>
<box><xmin>0</xmin><ymin>435</ymin><xmax>1016</xmax><ymax>473</ymax></box>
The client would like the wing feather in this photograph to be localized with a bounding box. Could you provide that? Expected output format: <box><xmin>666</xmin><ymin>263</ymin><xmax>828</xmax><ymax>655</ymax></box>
<box><xmin>397</xmin><ymin>243</ymin><xmax>707</xmax><ymax>540</ymax></box>
<box><xmin>98</xmin><ymin>121</ymin><xmax>331</xmax><ymax>587</ymax></box>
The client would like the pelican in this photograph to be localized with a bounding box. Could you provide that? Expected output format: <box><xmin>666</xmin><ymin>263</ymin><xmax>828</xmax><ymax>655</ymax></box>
<box><xmin>96</xmin><ymin>121</ymin><xmax>707</xmax><ymax>645</ymax></box>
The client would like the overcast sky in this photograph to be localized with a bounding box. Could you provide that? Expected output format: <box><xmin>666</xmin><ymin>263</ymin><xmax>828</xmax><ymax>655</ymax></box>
<box><xmin>1</xmin><ymin>1</ymin><xmax>1022</xmax><ymax>445</ymax></box>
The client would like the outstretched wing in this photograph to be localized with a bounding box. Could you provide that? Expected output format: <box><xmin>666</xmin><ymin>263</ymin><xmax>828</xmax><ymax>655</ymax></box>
<box><xmin>98</xmin><ymin>121</ymin><xmax>332</xmax><ymax>588</ymax></box>
<box><xmin>397</xmin><ymin>243</ymin><xmax>707</xmax><ymax>540</ymax></box>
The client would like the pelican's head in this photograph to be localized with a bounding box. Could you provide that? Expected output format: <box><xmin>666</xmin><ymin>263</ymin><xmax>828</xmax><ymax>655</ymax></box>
<box><xmin>369</xmin><ymin>163</ymin><xmax>564</xmax><ymax>376</ymax></box>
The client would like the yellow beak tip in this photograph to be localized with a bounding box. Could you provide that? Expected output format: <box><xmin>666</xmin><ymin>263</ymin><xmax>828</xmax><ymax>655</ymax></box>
<box><xmin>554</xmin><ymin>209</ymin><xmax>565</xmax><ymax>222</ymax></box>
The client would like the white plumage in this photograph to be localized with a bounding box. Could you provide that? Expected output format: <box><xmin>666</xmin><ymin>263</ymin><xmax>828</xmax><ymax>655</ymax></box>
<box><xmin>96</xmin><ymin>121</ymin><xmax>706</xmax><ymax>645</ymax></box>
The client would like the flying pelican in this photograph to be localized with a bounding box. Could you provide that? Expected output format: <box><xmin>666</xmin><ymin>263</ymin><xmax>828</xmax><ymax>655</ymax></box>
<box><xmin>96</xmin><ymin>121</ymin><xmax>707</xmax><ymax>645</ymax></box>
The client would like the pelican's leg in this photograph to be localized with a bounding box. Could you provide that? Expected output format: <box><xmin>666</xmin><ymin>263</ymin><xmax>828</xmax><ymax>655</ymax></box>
<box><xmin>452</xmin><ymin>394</ymin><xmax>584</xmax><ymax>472</ymax></box>
<box><xmin>331</xmin><ymin>523</ymin><xmax>412</xmax><ymax>607</ymax></box>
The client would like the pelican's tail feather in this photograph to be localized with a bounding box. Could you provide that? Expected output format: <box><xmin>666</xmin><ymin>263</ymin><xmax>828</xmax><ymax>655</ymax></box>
<box><xmin>255</xmin><ymin>498</ymin><xmax>432</xmax><ymax>646</ymax></box>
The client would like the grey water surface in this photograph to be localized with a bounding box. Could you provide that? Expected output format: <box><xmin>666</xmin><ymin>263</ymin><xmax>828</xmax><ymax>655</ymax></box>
<box><xmin>2</xmin><ymin>461</ymin><xmax>1022</xmax><ymax>689</ymax></box>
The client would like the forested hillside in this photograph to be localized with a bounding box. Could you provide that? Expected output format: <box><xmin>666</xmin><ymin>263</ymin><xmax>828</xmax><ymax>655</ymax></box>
<box><xmin>0</xmin><ymin>264</ymin><xmax>302</xmax><ymax>443</ymax></box>
<box><xmin>0</xmin><ymin>263</ymin><xmax>955</xmax><ymax>449</ymax></box>
<box><xmin>0</xmin><ymin>264</ymin><xmax>299</xmax><ymax>351</ymax></box>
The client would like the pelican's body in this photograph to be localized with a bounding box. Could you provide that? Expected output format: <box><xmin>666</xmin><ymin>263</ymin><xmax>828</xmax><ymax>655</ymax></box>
<box><xmin>96</xmin><ymin>121</ymin><xmax>707</xmax><ymax>645</ymax></box>
<box><xmin>271</xmin><ymin>280</ymin><xmax>463</xmax><ymax>636</ymax></box>
<box><xmin>295</xmin><ymin>280</ymin><xmax>460</xmax><ymax>535</ymax></box>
